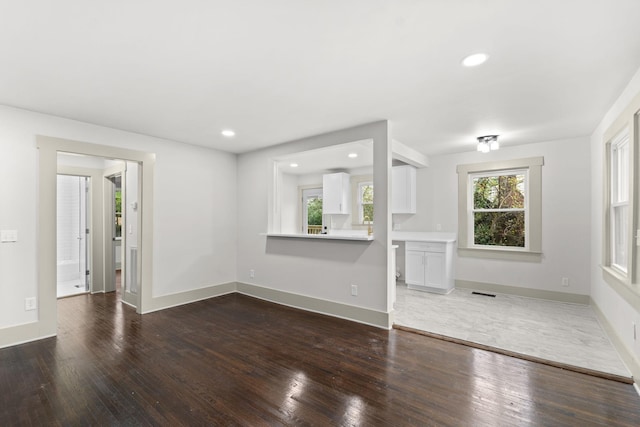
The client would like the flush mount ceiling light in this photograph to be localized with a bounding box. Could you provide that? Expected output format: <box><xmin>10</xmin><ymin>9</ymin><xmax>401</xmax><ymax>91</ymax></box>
<box><xmin>348</xmin><ymin>153</ymin><xmax>358</xmax><ymax>158</ymax></box>
<box><xmin>289</xmin><ymin>163</ymin><xmax>299</xmax><ymax>168</ymax></box>
<box><xmin>221</xmin><ymin>129</ymin><xmax>235</xmax><ymax>137</ymax></box>
<box><xmin>462</xmin><ymin>53</ymin><xmax>489</xmax><ymax>67</ymax></box>
<box><xmin>476</xmin><ymin>135</ymin><xmax>499</xmax><ymax>153</ymax></box>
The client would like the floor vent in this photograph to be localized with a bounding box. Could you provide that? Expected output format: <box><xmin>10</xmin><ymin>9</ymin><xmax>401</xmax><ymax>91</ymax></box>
<box><xmin>472</xmin><ymin>291</ymin><xmax>496</xmax><ymax>298</ymax></box>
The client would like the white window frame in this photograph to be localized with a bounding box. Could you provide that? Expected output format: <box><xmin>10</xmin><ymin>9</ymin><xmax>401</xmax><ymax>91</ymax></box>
<box><xmin>609</xmin><ymin>130</ymin><xmax>630</xmax><ymax>275</ymax></box>
<box><xmin>358</xmin><ymin>181</ymin><xmax>374</xmax><ymax>224</ymax></box>
<box><xmin>600</xmin><ymin>91</ymin><xmax>640</xmax><ymax>311</ymax></box>
<box><xmin>457</xmin><ymin>157</ymin><xmax>543</xmax><ymax>261</ymax></box>
<box><xmin>468</xmin><ymin>168</ymin><xmax>529</xmax><ymax>251</ymax></box>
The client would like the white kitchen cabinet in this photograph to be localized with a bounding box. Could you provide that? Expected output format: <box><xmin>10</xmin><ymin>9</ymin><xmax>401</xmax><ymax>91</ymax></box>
<box><xmin>405</xmin><ymin>241</ymin><xmax>454</xmax><ymax>294</ymax></box>
<box><xmin>392</xmin><ymin>165</ymin><xmax>416</xmax><ymax>214</ymax></box>
<box><xmin>322</xmin><ymin>172</ymin><xmax>351</xmax><ymax>214</ymax></box>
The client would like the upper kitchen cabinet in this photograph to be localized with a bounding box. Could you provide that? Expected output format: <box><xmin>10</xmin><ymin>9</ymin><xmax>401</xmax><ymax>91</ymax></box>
<box><xmin>323</xmin><ymin>172</ymin><xmax>351</xmax><ymax>214</ymax></box>
<box><xmin>392</xmin><ymin>165</ymin><xmax>416</xmax><ymax>214</ymax></box>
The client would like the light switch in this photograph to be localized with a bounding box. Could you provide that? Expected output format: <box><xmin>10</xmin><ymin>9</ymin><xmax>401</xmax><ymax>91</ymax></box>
<box><xmin>0</xmin><ymin>230</ymin><xmax>18</xmax><ymax>243</ymax></box>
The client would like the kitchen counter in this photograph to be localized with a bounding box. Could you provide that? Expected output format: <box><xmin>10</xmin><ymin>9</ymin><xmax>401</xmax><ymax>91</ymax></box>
<box><xmin>391</xmin><ymin>231</ymin><xmax>457</xmax><ymax>243</ymax></box>
<box><xmin>392</xmin><ymin>231</ymin><xmax>456</xmax><ymax>294</ymax></box>
<box><xmin>263</xmin><ymin>233</ymin><xmax>374</xmax><ymax>241</ymax></box>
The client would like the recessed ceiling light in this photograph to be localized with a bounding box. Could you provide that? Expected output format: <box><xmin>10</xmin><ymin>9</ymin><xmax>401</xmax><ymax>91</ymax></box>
<box><xmin>221</xmin><ymin>129</ymin><xmax>235</xmax><ymax>137</ymax></box>
<box><xmin>462</xmin><ymin>53</ymin><xmax>489</xmax><ymax>67</ymax></box>
<box><xmin>348</xmin><ymin>153</ymin><xmax>358</xmax><ymax>158</ymax></box>
<box><xmin>290</xmin><ymin>163</ymin><xmax>299</xmax><ymax>168</ymax></box>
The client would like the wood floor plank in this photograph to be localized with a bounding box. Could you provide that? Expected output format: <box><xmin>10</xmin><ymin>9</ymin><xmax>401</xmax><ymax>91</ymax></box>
<box><xmin>1</xmin><ymin>292</ymin><xmax>639</xmax><ymax>426</ymax></box>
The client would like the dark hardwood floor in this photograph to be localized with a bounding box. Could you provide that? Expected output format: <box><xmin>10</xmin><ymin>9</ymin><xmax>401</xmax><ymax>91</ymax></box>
<box><xmin>1</xmin><ymin>291</ymin><xmax>639</xmax><ymax>426</ymax></box>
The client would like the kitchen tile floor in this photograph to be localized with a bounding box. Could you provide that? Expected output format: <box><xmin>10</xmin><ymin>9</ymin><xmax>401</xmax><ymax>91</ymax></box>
<box><xmin>394</xmin><ymin>283</ymin><xmax>630</xmax><ymax>377</ymax></box>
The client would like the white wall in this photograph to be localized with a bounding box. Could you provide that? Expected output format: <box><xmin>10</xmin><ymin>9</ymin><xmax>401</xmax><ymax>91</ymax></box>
<box><xmin>280</xmin><ymin>173</ymin><xmax>299</xmax><ymax>234</ymax></box>
<box><xmin>590</xmin><ymin>66</ymin><xmax>640</xmax><ymax>368</ymax></box>
<box><xmin>394</xmin><ymin>136</ymin><xmax>592</xmax><ymax>296</ymax></box>
<box><xmin>236</xmin><ymin>122</ymin><xmax>392</xmax><ymax>318</ymax></box>
<box><xmin>0</xmin><ymin>105</ymin><xmax>237</xmax><ymax>337</ymax></box>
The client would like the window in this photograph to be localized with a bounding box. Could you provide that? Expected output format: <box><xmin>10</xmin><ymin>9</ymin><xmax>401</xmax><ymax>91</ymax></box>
<box><xmin>600</xmin><ymin>86</ymin><xmax>640</xmax><ymax>307</ymax></box>
<box><xmin>609</xmin><ymin>129</ymin><xmax>630</xmax><ymax>275</ymax></box>
<box><xmin>302</xmin><ymin>187</ymin><xmax>323</xmax><ymax>234</ymax></box>
<box><xmin>457</xmin><ymin>157</ymin><xmax>543</xmax><ymax>260</ymax></box>
<box><xmin>358</xmin><ymin>182</ymin><xmax>374</xmax><ymax>223</ymax></box>
<box><xmin>471</xmin><ymin>170</ymin><xmax>526</xmax><ymax>248</ymax></box>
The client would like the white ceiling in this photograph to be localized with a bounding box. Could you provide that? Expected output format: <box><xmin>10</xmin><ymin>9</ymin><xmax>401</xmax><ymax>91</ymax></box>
<box><xmin>275</xmin><ymin>139</ymin><xmax>373</xmax><ymax>175</ymax></box>
<box><xmin>2</xmin><ymin>1</ymin><xmax>640</xmax><ymax>155</ymax></box>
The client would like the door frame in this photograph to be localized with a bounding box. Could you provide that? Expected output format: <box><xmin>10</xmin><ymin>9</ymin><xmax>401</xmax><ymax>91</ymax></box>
<box><xmin>57</xmin><ymin>166</ymin><xmax>105</xmax><ymax>294</ymax></box>
<box><xmin>298</xmin><ymin>185</ymin><xmax>324</xmax><ymax>234</ymax></box>
<box><xmin>36</xmin><ymin>136</ymin><xmax>154</xmax><ymax>342</ymax></box>
<box><xmin>104</xmin><ymin>165</ymin><xmax>126</xmax><ymax>295</ymax></box>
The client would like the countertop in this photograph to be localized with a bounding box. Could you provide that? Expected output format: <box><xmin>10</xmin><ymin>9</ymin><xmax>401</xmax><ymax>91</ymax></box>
<box><xmin>391</xmin><ymin>231</ymin><xmax>457</xmax><ymax>243</ymax></box>
<box><xmin>263</xmin><ymin>233</ymin><xmax>374</xmax><ymax>241</ymax></box>
<box><xmin>263</xmin><ymin>231</ymin><xmax>455</xmax><ymax>243</ymax></box>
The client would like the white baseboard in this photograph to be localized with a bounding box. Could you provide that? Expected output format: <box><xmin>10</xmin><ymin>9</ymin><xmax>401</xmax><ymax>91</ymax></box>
<box><xmin>236</xmin><ymin>282</ymin><xmax>391</xmax><ymax>329</ymax></box>
<box><xmin>591</xmin><ymin>298</ymin><xmax>638</xmax><ymax>387</ymax></box>
<box><xmin>456</xmin><ymin>279</ymin><xmax>590</xmax><ymax>304</ymax></box>
<box><xmin>141</xmin><ymin>281</ymin><xmax>237</xmax><ymax>314</ymax></box>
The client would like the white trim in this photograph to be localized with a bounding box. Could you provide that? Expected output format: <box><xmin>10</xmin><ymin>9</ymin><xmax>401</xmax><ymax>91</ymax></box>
<box><xmin>457</xmin><ymin>157</ymin><xmax>543</xmax><ymax>259</ymax></box>
<box><xmin>590</xmin><ymin>298</ymin><xmax>638</xmax><ymax>384</ymax></box>
<box><xmin>456</xmin><ymin>280</ymin><xmax>590</xmax><ymax>304</ymax></box>
<box><xmin>468</xmin><ymin>168</ymin><xmax>528</xmax><ymax>250</ymax></box>
<box><xmin>236</xmin><ymin>282</ymin><xmax>391</xmax><ymax>329</ymax></box>
<box><xmin>609</xmin><ymin>129</ymin><xmax>630</xmax><ymax>276</ymax></box>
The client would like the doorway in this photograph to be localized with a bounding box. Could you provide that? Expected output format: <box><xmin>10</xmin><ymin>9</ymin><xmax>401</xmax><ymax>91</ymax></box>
<box><xmin>56</xmin><ymin>174</ymin><xmax>90</xmax><ymax>298</ymax></box>
<box><xmin>104</xmin><ymin>172</ymin><xmax>123</xmax><ymax>295</ymax></box>
<box><xmin>35</xmin><ymin>136</ymin><xmax>154</xmax><ymax>344</ymax></box>
<box><xmin>104</xmin><ymin>162</ymin><xmax>141</xmax><ymax>308</ymax></box>
<box><xmin>56</xmin><ymin>152</ymin><xmax>142</xmax><ymax>312</ymax></box>
<box><xmin>302</xmin><ymin>188</ymin><xmax>323</xmax><ymax>234</ymax></box>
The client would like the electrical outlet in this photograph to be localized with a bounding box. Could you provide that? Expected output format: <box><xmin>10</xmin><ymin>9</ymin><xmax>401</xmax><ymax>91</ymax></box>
<box><xmin>249</xmin><ymin>269</ymin><xmax>255</xmax><ymax>278</ymax></box>
<box><xmin>436</xmin><ymin>224</ymin><xmax>442</xmax><ymax>231</ymax></box>
<box><xmin>351</xmin><ymin>284</ymin><xmax>358</xmax><ymax>296</ymax></box>
<box><xmin>561</xmin><ymin>277</ymin><xmax>569</xmax><ymax>287</ymax></box>
<box><xmin>25</xmin><ymin>297</ymin><xmax>37</xmax><ymax>311</ymax></box>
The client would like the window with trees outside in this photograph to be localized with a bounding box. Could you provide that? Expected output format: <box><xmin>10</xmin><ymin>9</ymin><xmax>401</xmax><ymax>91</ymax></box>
<box><xmin>457</xmin><ymin>157</ymin><xmax>543</xmax><ymax>260</ymax></box>
<box><xmin>471</xmin><ymin>170</ymin><xmax>526</xmax><ymax>248</ymax></box>
<box><xmin>358</xmin><ymin>182</ymin><xmax>374</xmax><ymax>223</ymax></box>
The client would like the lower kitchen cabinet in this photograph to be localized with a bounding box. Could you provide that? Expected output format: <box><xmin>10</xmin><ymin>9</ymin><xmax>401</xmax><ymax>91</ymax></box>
<box><xmin>405</xmin><ymin>241</ymin><xmax>454</xmax><ymax>294</ymax></box>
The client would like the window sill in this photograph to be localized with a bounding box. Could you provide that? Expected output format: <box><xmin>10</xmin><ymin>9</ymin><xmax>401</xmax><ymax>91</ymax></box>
<box><xmin>601</xmin><ymin>266</ymin><xmax>640</xmax><ymax>312</ymax></box>
<box><xmin>457</xmin><ymin>247</ymin><xmax>542</xmax><ymax>262</ymax></box>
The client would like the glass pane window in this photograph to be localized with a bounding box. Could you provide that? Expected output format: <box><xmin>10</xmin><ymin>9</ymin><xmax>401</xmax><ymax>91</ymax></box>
<box><xmin>612</xmin><ymin>204</ymin><xmax>628</xmax><ymax>270</ymax></box>
<box><xmin>471</xmin><ymin>171</ymin><xmax>526</xmax><ymax>248</ymax></box>
<box><xmin>306</xmin><ymin>196</ymin><xmax>323</xmax><ymax>234</ymax></box>
<box><xmin>359</xmin><ymin>182</ymin><xmax>374</xmax><ymax>223</ymax></box>
<box><xmin>610</xmin><ymin>131</ymin><xmax>630</xmax><ymax>273</ymax></box>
